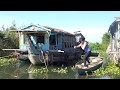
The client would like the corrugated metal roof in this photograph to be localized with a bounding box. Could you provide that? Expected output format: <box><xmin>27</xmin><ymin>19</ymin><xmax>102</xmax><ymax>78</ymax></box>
<box><xmin>44</xmin><ymin>26</ymin><xmax>74</xmax><ymax>35</ymax></box>
<box><xmin>21</xmin><ymin>24</ymin><xmax>51</xmax><ymax>31</ymax></box>
<box><xmin>10</xmin><ymin>24</ymin><xmax>51</xmax><ymax>32</ymax></box>
<box><xmin>10</xmin><ymin>24</ymin><xmax>74</xmax><ymax>35</ymax></box>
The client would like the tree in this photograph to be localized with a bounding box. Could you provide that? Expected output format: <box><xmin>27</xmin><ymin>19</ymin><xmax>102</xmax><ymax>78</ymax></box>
<box><xmin>0</xmin><ymin>21</ymin><xmax>19</xmax><ymax>56</ymax></box>
<box><xmin>89</xmin><ymin>42</ymin><xmax>100</xmax><ymax>52</ymax></box>
<box><xmin>10</xmin><ymin>20</ymin><xmax>17</xmax><ymax>30</ymax></box>
<box><xmin>89</xmin><ymin>32</ymin><xmax>110</xmax><ymax>59</ymax></box>
<box><xmin>99</xmin><ymin>32</ymin><xmax>110</xmax><ymax>58</ymax></box>
<box><xmin>102</xmin><ymin>32</ymin><xmax>110</xmax><ymax>44</ymax></box>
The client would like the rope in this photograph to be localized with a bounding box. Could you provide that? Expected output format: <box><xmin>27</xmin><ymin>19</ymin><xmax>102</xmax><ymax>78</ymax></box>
<box><xmin>40</xmin><ymin>50</ymin><xmax>48</xmax><ymax>69</ymax></box>
<box><xmin>28</xmin><ymin>64</ymin><xmax>33</xmax><ymax>72</ymax></box>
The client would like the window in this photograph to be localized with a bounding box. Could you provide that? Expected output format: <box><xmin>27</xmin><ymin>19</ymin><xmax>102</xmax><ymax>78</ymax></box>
<box><xmin>37</xmin><ymin>34</ymin><xmax>45</xmax><ymax>44</ymax></box>
<box><xmin>49</xmin><ymin>35</ymin><xmax>56</xmax><ymax>45</ymax></box>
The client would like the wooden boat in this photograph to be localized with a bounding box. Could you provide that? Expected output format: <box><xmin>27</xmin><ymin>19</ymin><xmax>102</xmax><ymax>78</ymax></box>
<box><xmin>75</xmin><ymin>57</ymin><xmax>103</xmax><ymax>75</ymax></box>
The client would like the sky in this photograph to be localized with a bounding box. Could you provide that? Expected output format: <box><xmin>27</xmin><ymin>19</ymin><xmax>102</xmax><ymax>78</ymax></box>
<box><xmin>0</xmin><ymin>11</ymin><xmax>120</xmax><ymax>43</ymax></box>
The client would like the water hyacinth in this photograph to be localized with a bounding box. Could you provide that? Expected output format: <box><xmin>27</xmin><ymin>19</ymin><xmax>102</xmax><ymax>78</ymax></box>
<box><xmin>28</xmin><ymin>67</ymin><xmax>48</xmax><ymax>74</ymax></box>
<box><xmin>70</xmin><ymin>66</ymin><xmax>76</xmax><ymax>71</ymax></box>
<box><xmin>51</xmin><ymin>67</ymin><xmax>68</xmax><ymax>74</ymax></box>
<box><xmin>28</xmin><ymin>66</ymin><xmax>68</xmax><ymax>74</ymax></box>
<box><xmin>0</xmin><ymin>58</ymin><xmax>18</xmax><ymax>66</ymax></box>
<box><xmin>94</xmin><ymin>61</ymin><xmax>120</xmax><ymax>78</ymax></box>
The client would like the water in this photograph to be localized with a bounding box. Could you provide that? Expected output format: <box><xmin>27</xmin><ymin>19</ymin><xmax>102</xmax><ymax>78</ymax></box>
<box><xmin>0</xmin><ymin>60</ymin><xmax>110</xmax><ymax>79</ymax></box>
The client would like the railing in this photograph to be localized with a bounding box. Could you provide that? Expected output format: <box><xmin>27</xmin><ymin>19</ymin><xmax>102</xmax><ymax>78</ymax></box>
<box><xmin>49</xmin><ymin>45</ymin><xmax>60</xmax><ymax>50</ymax></box>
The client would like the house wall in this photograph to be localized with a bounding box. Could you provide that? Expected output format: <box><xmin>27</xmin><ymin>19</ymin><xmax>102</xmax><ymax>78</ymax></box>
<box><xmin>62</xmin><ymin>34</ymin><xmax>76</xmax><ymax>51</ymax></box>
<box><xmin>19</xmin><ymin>32</ymin><xmax>50</xmax><ymax>51</ymax></box>
<box><xmin>19</xmin><ymin>32</ymin><xmax>27</xmax><ymax>50</ymax></box>
<box><xmin>42</xmin><ymin>33</ymin><xmax>49</xmax><ymax>50</ymax></box>
<box><xmin>58</xmin><ymin>34</ymin><xmax>62</xmax><ymax>50</ymax></box>
<box><xmin>19</xmin><ymin>31</ymin><xmax>76</xmax><ymax>51</ymax></box>
<box><xmin>49</xmin><ymin>32</ymin><xmax>63</xmax><ymax>50</ymax></box>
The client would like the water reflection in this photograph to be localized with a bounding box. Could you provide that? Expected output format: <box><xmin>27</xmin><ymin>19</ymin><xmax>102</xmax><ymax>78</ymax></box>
<box><xmin>0</xmin><ymin>60</ymin><xmax>29</xmax><ymax>79</ymax></box>
<box><xmin>28</xmin><ymin>72</ymin><xmax>48</xmax><ymax>79</ymax></box>
<box><xmin>0</xmin><ymin>60</ymin><xmax>111</xmax><ymax>79</ymax></box>
<box><xmin>27</xmin><ymin>64</ymin><xmax>47</xmax><ymax>79</ymax></box>
<box><xmin>27</xmin><ymin>64</ymin><xmax>75</xmax><ymax>79</ymax></box>
<box><xmin>9</xmin><ymin>61</ymin><xmax>21</xmax><ymax>79</ymax></box>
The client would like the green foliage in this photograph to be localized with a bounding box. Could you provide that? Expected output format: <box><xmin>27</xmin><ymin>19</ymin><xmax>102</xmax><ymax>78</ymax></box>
<box><xmin>28</xmin><ymin>66</ymin><xmax>68</xmax><ymax>74</ymax></box>
<box><xmin>28</xmin><ymin>67</ymin><xmax>48</xmax><ymax>74</ymax></box>
<box><xmin>98</xmin><ymin>50</ymin><xmax>108</xmax><ymax>60</ymax></box>
<box><xmin>70</xmin><ymin>65</ymin><xmax>76</xmax><ymax>71</ymax></box>
<box><xmin>0</xmin><ymin>31</ymin><xmax>5</xmax><ymax>39</ymax></box>
<box><xmin>94</xmin><ymin>61</ymin><xmax>120</xmax><ymax>78</ymax></box>
<box><xmin>0</xmin><ymin>58</ymin><xmax>18</xmax><ymax>66</ymax></box>
<box><xmin>89</xmin><ymin>42</ymin><xmax>100</xmax><ymax>52</ymax></box>
<box><xmin>51</xmin><ymin>67</ymin><xmax>68</xmax><ymax>74</ymax></box>
<box><xmin>99</xmin><ymin>33</ymin><xmax>110</xmax><ymax>58</ymax></box>
<box><xmin>0</xmin><ymin>21</ymin><xmax>19</xmax><ymax>56</ymax></box>
<box><xmin>89</xmin><ymin>32</ymin><xmax>110</xmax><ymax>58</ymax></box>
<box><xmin>102</xmin><ymin>32</ymin><xmax>110</xmax><ymax>44</ymax></box>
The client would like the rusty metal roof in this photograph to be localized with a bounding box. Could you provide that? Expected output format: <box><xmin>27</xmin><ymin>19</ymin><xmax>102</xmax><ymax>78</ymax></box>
<box><xmin>44</xmin><ymin>26</ymin><xmax>74</xmax><ymax>35</ymax></box>
<box><xmin>21</xmin><ymin>24</ymin><xmax>51</xmax><ymax>31</ymax></box>
<box><xmin>10</xmin><ymin>24</ymin><xmax>74</xmax><ymax>35</ymax></box>
<box><xmin>10</xmin><ymin>24</ymin><xmax>51</xmax><ymax>32</ymax></box>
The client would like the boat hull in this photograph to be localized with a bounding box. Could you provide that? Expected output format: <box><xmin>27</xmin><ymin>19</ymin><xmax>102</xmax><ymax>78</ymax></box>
<box><xmin>77</xmin><ymin>62</ymin><xmax>103</xmax><ymax>75</ymax></box>
<box><xmin>19</xmin><ymin>55</ymin><xmax>30</xmax><ymax>62</ymax></box>
<box><xmin>28</xmin><ymin>54</ymin><xmax>44</xmax><ymax>65</ymax></box>
<box><xmin>27</xmin><ymin>50</ymin><xmax>81</xmax><ymax>65</ymax></box>
<box><xmin>76</xmin><ymin>57</ymin><xmax>103</xmax><ymax>75</ymax></box>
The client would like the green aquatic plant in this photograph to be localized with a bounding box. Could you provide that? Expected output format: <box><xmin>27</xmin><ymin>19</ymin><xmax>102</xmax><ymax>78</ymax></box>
<box><xmin>51</xmin><ymin>67</ymin><xmax>68</xmax><ymax>74</ymax></box>
<box><xmin>94</xmin><ymin>61</ymin><xmax>120</xmax><ymax>78</ymax></box>
<box><xmin>28</xmin><ymin>67</ymin><xmax>48</xmax><ymax>74</ymax></box>
<box><xmin>28</xmin><ymin>64</ymin><xmax>69</xmax><ymax>75</ymax></box>
<box><xmin>70</xmin><ymin>65</ymin><xmax>76</xmax><ymax>71</ymax></box>
<box><xmin>0</xmin><ymin>58</ymin><xmax>18</xmax><ymax>66</ymax></box>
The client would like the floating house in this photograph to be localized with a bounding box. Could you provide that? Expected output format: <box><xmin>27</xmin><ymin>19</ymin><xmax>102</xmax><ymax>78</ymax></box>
<box><xmin>11</xmin><ymin>24</ymin><xmax>84</xmax><ymax>65</ymax></box>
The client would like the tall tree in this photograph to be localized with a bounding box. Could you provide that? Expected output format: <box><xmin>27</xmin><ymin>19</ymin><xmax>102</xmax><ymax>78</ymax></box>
<box><xmin>0</xmin><ymin>21</ymin><xmax>19</xmax><ymax>56</ymax></box>
<box><xmin>89</xmin><ymin>32</ymin><xmax>110</xmax><ymax>58</ymax></box>
<box><xmin>102</xmin><ymin>32</ymin><xmax>110</xmax><ymax>44</ymax></box>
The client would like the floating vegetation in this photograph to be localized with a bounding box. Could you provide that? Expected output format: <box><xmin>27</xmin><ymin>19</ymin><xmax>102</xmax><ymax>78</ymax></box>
<box><xmin>51</xmin><ymin>67</ymin><xmax>68</xmax><ymax>74</ymax></box>
<box><xmin>94</xmin><ymin>61</ymin><xmax>120</xmax><ymax>78</ymax></box>
<box><xmin>70</xmin><ymin>65</ymin><xmax>76</xmax><ymax>71</ymax></box>
<box><xmin>0</xmin><ymin>58</ymin><xmax>18</xmax><ymax>66</ymax></box>
<box><xmin>28</xmin><ymin>67</ymin><xmax>48</xmax><ymax>74</ymax></box>
<box><xmin>28</xmin><ymin>65</ymin><xmax>68</xmax><ymax>74</ymax></box>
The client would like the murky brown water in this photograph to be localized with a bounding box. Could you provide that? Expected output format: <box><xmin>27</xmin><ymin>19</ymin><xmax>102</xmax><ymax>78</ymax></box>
<box><xmin>0</xmin><ymin>60</ymin><xmax>110</xmax><ymax>79</ymax></box>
